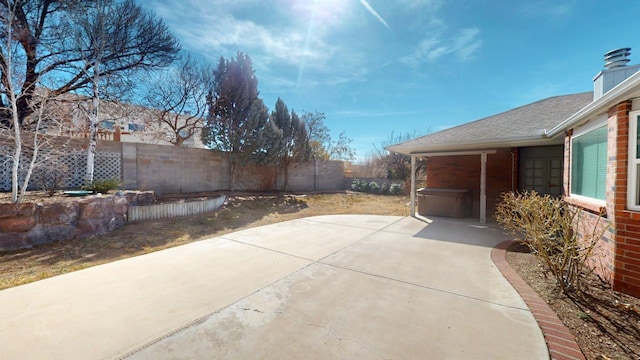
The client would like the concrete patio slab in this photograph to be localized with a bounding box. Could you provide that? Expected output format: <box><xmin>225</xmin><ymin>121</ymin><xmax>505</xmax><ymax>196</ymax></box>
<box><xmin>321</xmin><ymin>217</ymin><xmax>522</xmax><ymax>308</ymax></box>
<box><xmin>128</xmin><ymin>261</ymin><xmax>546</xmax><ymax>360</ymax></box>
<box><xmin>0</xmin><ymin>215</ymin><xmax>549</xmax><ymax>360</ymax></box>
<box><xmin>0</xmin><ymin>238</ymin><xmax>312</xmax><ymax>360</ymax></box>
<box><xmin>220</xmin><ymin>215</ymin><xmax>399</xmax><ymax>261</ymax></box>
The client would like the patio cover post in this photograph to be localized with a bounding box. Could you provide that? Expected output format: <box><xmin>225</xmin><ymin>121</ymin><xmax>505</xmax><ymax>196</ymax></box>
<box><xmin>410</xmin><ymin>155</ymin><xmax>416</xmax><ymax>216</ymax></box>
<box><xmin>480</xmin><ymin>152</ymin><xmax>487</xmax><ymax>223</ymax></box>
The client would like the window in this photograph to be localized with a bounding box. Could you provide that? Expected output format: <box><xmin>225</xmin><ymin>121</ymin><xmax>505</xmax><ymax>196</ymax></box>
<box><xmin>99</xmin><ymin>121</ymin><xmax>115</xmax><ymax>130</ymax></box>
<box><xmin>570</xmin><ymin>122</ymin><xmax>607</xmax><ymax>202</ymax></box>
<box><xmin>628</xmin><ymin>111</ymin><xmax>640</xmax><ymax>210</ymax></box>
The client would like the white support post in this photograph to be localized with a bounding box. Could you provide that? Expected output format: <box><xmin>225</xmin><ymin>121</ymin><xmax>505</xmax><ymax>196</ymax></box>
<box><xmin>410</xmin><ymin>155</ymin><xmax>416</xmax><ymax>217</ymax></box>
<box><xmin>480</xmin><ymin>152</ymin><xmax>487</xmax><ymax>223</ymax></box>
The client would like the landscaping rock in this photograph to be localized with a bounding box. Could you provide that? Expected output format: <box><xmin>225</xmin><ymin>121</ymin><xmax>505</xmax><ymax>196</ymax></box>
<box><xmin>75</xmin><ymin>219</ymin><xmax>107</xmax><ymax>238</ymax></box>
<box><xmin>0</xmin><ymin>190</ymin><xmax>155</xmax><ymax>251</ymax></box>
<box><xmin>27</xmin><ymin>224</ymin><xmax>76</xmax><ymax>245</ymax></box>
<box><xmin>0</xmin><ymin>203</ymin><xmax>36</xmax><ymax>219</ymax></box>
<box><xmin>38</xmin><ymin>202</ymin><xmax>79</xmax><ymax>225</ymax></box>
<box><xmin>0</xmin><ymin>216</ymin><xmax>36</xmax><ymax>233</ymax></box>
<box><xmin>0</xmin><ymin>232</ymin><xmax>30</xmax><ymax>252</ymax></box>
<box><xmin>80</xmin><ymin>198</ymin><xmax>108</xmax><ymax>219</ymax></box>
<box><xmin>112</xmin><ymin>196</ymin><xmax>128</xmax><ymax>215</ymax></box>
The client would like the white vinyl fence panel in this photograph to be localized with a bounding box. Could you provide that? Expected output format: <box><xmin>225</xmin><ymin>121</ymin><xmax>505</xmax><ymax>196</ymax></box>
<box><xmin>127</xmin><ymin>195</ymin><xmax>226</xmax><ymax>222</ymax></box>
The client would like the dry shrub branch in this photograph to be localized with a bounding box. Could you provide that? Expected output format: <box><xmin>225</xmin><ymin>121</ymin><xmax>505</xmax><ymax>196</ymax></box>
<box><xmin>495</xmin><ymin>191</ymin><xmax>608</xmax><ymax>294</ymax></box>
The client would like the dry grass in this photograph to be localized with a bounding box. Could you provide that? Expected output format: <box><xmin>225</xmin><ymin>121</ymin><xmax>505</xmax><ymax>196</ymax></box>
<box><xmin>0</xmin><ymin>192</ymin><xmax>409</xmax><ymax>290</ymax></box>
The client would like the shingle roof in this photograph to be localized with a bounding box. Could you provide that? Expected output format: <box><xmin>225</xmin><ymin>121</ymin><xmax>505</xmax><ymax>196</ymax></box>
<box><xmin>387</xmin><ymin>92</ymin><xmax>594</xmax><ymax>155</ymax></box>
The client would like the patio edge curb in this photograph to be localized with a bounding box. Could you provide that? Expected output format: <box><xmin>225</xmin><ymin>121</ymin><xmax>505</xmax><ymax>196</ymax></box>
<box><xmin>491</xmin><ymin>240</ymin><xmax>586</xmax><ymax>360</ymax></box>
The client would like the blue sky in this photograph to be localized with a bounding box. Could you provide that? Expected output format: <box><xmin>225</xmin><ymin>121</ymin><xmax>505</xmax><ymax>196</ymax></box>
<box><xmin>140</xmin><ymin>0</ymin><xmax>640</xmax><ymax>162</ymax></box>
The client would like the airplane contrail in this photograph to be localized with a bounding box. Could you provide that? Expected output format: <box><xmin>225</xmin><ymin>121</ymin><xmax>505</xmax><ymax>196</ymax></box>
<box><xmin>359</xmin><ymin>0</ymin><xmax>391</xmax><ymax>30</ymax></box>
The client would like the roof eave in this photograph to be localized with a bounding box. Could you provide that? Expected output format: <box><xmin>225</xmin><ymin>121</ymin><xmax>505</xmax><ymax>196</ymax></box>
<box><xmin>386</xmin><ymin>136</ymin><xmax>562</xmax><ymax>155</ymax></box>
<box><xmin>546</xmin><ymin>71</ymin><xmax>640</xmax><ymax>137</ymax></box>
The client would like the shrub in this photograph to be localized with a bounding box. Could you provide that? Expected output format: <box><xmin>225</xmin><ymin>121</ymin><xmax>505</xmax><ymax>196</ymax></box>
<box><xmin>351</xmin><ymin>178</ymin><xmax>362</xmax><ymax>191</ymax></box>
<box><xmin>352</xmin><ymin>179</ymin><xmax>403</xmax><ymax>195</ymax></box>
<box><xmin>368</xmin><ymin>181</ymin><xmax>380</xmax><ymax>194</ymax></box>
<box><xmin>389</xmin><ymin>183</ymin><xmax>403</xmax><ymax>195</ymax></box>
<box><xmin>495</xmin><ymin>191</ymin><xmax>607</xmax><ymax>294</ymax></box>
<box><xmin>33</xmin><ymin>161</ymin><xmax>69</xmax><ymax>196</ymax></box>
<box><xmin>83</xmin><ymin>178</ymin><xmax>123</xmax><ymax>194</ymax></box>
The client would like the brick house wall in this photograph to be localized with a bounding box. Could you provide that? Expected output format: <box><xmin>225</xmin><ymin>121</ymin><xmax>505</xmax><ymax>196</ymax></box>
<box><xmin>607</xmin><ymin>101</ymin><xmax>640</xmax><ymax>296</ymax></box>
<box><xmin>564</xmin><ymin>100</ymin><xmax>640</xmax><ymax>297</ymax></box>
<box><xmin>425</xmin><ymin>149</ymin><xmax>515</xmax><ymax>218</ymax></box>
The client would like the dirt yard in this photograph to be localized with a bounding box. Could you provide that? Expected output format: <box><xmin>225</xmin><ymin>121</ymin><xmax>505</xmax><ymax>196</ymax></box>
<box><xmin>507</xmin><ymin>242</ymin><xmax>640</xmax><ymax>360</ymax></box>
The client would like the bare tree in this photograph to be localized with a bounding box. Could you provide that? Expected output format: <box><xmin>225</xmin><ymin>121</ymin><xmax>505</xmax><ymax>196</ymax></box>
<box><xmin>0</xmin><ymin>0</ymin><xmax>69</xmax><ymax>202</ymax></box>
<box><xmin>302</xmin><ymin>110</ymin><xmax>355</xmax><ymax>161</ymax></box>
<box><xmin>303</xmin><ymin>110</ymin><xmax>331</xmax><ymax>160</ymax></box>
<box><xmin>328</xmin><ymin>131</ymin><xmax>356</xmax><ymax>161</ymax></box>
<box><xmin>63</xmin><ymin>0</ymin><xmax>179</xmax><ymax>184</ymax></box>
<box><xmin>0</xmin><ymin>0</ymin><xmax>180</xmax><ymax>126</ymax></box>
<box><xmin>370</xmin><ymin>130</ymin><xmax>429</xmax><ymax>181</ymax></box>
<box><xmin>144</xmin><ymin>54</ymin><xmax>210</xmax><ymax>147</ymax></box>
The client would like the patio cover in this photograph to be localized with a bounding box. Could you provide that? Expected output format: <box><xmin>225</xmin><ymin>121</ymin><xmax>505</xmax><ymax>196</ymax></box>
<box><xmin>386</xmin><ymin>92</ymin><xmax>593</xmax><ymax>222</ymax></box>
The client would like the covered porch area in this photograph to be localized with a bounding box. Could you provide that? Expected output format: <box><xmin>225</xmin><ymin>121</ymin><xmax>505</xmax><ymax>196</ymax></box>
<box><xmin>406</xmin><ymin>144</ymin><xmax>565</xmax><ymax>223</ymax></box>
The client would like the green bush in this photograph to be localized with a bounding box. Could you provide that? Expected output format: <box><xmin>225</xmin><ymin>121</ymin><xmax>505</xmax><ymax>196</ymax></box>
<box><xmin>352</xmin><ymin>179</ymin><xmax>405</xmax><ymax>195</ymax></box>
<box><xmin>368</xmin><ymin>181</ymin><xmax>380</xmax><ymax>194</ymax></box>
<box><xmin>351</xmin><ymin>178</ymin><xmax>362</xmax><ymax>191</ymax></box>
<box><xmin>389</xmin><ymin>183</ymin><xmax>403</xmax><ymax>195</ymax></box>
<box><xmin>83</xmin><ymin>179</ymin><xmax>123</xmax><ymax>194</ymax></box>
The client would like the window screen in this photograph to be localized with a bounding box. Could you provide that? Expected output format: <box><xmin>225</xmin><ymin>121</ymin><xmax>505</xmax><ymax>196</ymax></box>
<box><xmin>571</xmin><ymin>125</ymin><xmax>607</xmax><ymax>200</ymax></box>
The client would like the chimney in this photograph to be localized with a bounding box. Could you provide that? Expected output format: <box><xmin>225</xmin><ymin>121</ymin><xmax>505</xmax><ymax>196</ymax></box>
<box><xmin>593</xmin><ymin>47</ymin><xmax>640</xmax><ymax>100</ymax></box>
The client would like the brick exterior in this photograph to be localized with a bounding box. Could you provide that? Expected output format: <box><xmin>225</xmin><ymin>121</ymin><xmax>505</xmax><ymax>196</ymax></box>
<box><xmin>608</xmin><ymin>101</ymin><xmax>640</xmax><ymax>296</ymax></box>
<box><xmin>564</xmin><ymin>100</ymin><xmax>640</xmax><ymax>297</ymax></box>
<box><xmin>425</xmin><ymin>149</ymin><xmax>515</xmax><ymax>217</ymax></box>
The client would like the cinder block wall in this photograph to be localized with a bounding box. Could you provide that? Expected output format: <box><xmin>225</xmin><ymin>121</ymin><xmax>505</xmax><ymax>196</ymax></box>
<box><xmin>118</xmin><ymin>143</ymin><xmax>228</xmax><ymax>193</ymax></box>
<box><xmin>276</xmin><ymin>160</ymin><xmax>346</xmax><ymax>191</ymax></box>
<box><xmin>2</xmin><ymin>138</ymin><xmax>347</xmax><ymax>194</ymax></box>
<box><xmin>94</xmin><ymin>142</ymin><xmax>346</xmax><ymax>194</ymax></box>
<box><xmin>425</xmin><ymin>149</ymin><xmax>514</xmax><ymax>217</ymax></box>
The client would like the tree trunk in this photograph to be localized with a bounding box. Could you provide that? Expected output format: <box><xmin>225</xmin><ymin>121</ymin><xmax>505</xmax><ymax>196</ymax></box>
<box><xmin>19</xmin><ymin>138</ymin><xmax>39</xmax><ymax>203</ymax></box>
<box><xmin>85</xmin><ymin>71</ymin><xmax>100</xmax><ymax>186</ymax></box>
<box><xmin>10</xmin><ymin>92</ymin><xmax>22</xmax><ymax>203</ymax></box>
<box><xmin>11</xmin><ymin>130</ymin><xmax>21</xmax><ymax>203</ymax></box>
<box><xmin>283</xmin><ymin>157</ymin><xmax>289</xmax><ymax>192</ymax></box>
<box><xmin>229</xmin><ymin>157</ymin><xmax>237</xmax><ymax>192</ymax></box>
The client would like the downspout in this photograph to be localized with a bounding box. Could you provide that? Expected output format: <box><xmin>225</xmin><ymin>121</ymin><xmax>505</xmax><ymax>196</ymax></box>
<box><xmin>410</xmin><ymin>155</ymin><xmax>416</xmax><ymax>217</ymax></box>
<box><xmin>480</xmin><ymin>152</ymin><xmax>487</xmax><ymax>223</ymax></box>
<box><xmin>511</xmin><ymin>148</ymin><xmax>515</xmax><ymax>192</ymax></box>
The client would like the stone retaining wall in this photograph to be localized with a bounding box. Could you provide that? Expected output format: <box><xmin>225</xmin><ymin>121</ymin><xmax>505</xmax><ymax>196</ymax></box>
<box><xmin>0</xmin><ymin>191</ymin><xmax>154</xmax><ymax>251</ymax></box>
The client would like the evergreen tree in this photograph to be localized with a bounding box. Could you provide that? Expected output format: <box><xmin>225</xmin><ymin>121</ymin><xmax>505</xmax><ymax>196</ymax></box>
<box><xmin>201</xmin><ymin>52</ymin><xmax>268</xmax><ymax>190</ymax></box>
<box><xmin>268</xmin><ymin>98</ymin><xmax>310</xmax><ymax>191</ymax></box>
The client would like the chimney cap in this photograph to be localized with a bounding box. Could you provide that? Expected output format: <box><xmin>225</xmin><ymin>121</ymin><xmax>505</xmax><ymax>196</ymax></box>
<box><xmin>604</xmin><ymin>47</ymin><xmax>631</xmax><ymax>69</ymax></box>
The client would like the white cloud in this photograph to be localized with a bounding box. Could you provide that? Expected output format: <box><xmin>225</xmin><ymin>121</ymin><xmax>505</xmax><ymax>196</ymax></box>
<box><xmin>397</xmin><ymin>0</ymin><xmax>445</xmax><ymax>10</ymax></box>
<box><xmin>359</xmin><ymin>0</ymin><xmax>391</xmax><ymax>30</ymax></box>
<box><xmin>401</xmin><ymin>27</ymin><xmax>483</xmax><ymax>67</ymax></box>
<box><xmin>519</xmin><ymin>1</ymin><xmax>574</xmax><ymax>19</ymax></box>
<box><xmin>144</xmin><ymin>0</ymin><xmax>369</xmax><ymax>88</ymax></box>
